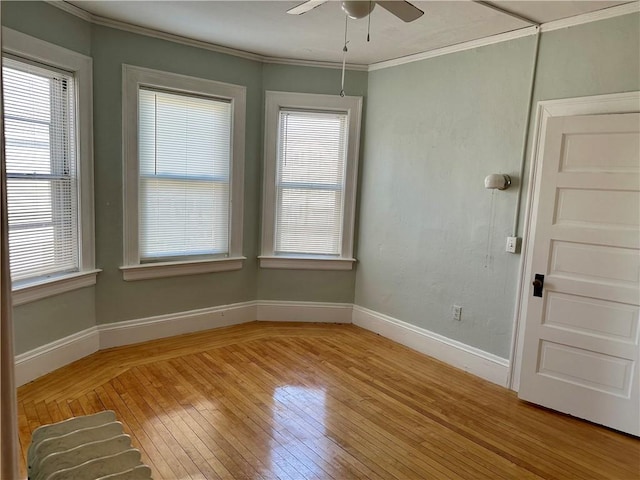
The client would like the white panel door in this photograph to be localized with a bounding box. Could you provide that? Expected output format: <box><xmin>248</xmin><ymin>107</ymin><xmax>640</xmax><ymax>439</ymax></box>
<box><xmin>519</xmin><ymin>113</ymin><xmax>640</xmax><ymax>436</ymax></box>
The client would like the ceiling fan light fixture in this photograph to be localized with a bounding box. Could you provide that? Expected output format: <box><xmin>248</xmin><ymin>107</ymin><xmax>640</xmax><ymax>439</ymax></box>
<box><xmin>341</xmin><ymin>0</ymin><xmax>375</xmax><ymax>20</ymax></box>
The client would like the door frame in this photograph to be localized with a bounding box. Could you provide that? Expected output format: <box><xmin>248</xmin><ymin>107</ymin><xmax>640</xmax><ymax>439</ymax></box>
<box><xmin>508</xmin><ymin>91</ymin><xmax>640</xmax><ymax>392</ymax></box>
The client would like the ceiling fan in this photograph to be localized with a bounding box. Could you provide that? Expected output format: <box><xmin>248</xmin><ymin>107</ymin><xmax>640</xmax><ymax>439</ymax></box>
<box><xmin>287</xmin><ymin>0</ymin><xmax>424</xmax><ymax>23</ymax></box>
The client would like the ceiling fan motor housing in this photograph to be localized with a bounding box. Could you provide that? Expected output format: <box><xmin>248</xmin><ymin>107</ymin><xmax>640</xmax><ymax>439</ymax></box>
<box><xmin>341</xmin><ymin>1</ymin><xmax>376</xmax><ymax>19</ymax></box>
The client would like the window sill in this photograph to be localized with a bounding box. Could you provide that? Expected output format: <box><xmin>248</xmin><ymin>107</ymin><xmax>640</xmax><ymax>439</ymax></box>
<box><xmin>12</xmin><ymin>269</ymin><xmax>101</xmax><ymax>306</ymax></box>
<box><xmin>120</xmin><ymin>256</ymin><xmax>246</xmax><ymax>281</ymax></box>
<box><xmin>258</xmin><ymin>256</ymin><xmax>356</xmax><ymax>271</ymax></box>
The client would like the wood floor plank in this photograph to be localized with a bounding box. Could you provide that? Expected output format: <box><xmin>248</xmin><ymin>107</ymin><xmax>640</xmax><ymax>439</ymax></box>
<box><xmin>17</xmin><ymin>322</ymin><xmax>640</xmax><ymax>480</ymax></box>
<box><xmin>147</xmin><ymin>359</ymin><xmax>271</xmax><ymax>480</ymax></box>
<box><xmin>202</xmin><ymin>358</ymin><xmax>392</xmax><ymax>478</ymax></box>
<box><xmin>110</xmin><ymin>375</ymin><xmax>203</xmax><ymax>480</ymax></box>
<box><xmin>351</xmin><ymin>328</ymin><xmax>638</xmax><ymax>473</ymax></box>
<box><xmin>310</xmin><ymin>338</ymin><xmax>608</xmax><ymax>478</ymax></box>
<box><xmin>190</xmin><ymin>350</ymin><xmax>380</xmax><ymax>480</ymax></box>
<box><xmin>95</xmin><ymin>382</ymin><xmax>186</xmax><ymax>480</ymax></box>
<box><xmin>43</xmin><ymin>399</ymin><xmax>66</xmax><ymax>426</ymax></box>
<box><xmin>133</xmin><ymin>365</ymin><xmax>244</xmax><ymax>480</ymax></box>
<box><xmin>186</xmin><ymin>352</ymin><xmax>345</xmax><ymax>480</ymax></box>
<box><xmin>251</xmin><ymin>338</ymin><xmax>484</xmax><ymax>480</ymax></box>
<box><xmin>218</xmin><ymin>346</ymin><xmax>367</xmax><ymax>480</ymax></box>
<box><xmin>319</xmin><ymin>335</ymin><xmax>628</xmax><ymax>480</ymax></box>
<box><xmin>122</xmin><ymin>367</ymin><xmax>233</xmax><ymax>480</ymax></box>
<box><xmin>167</xmin><ymin>357</ymin><xmax>287</xmax><ymax>480</ymax></box>
<box><xmin>16</xmin><ymin>402</ymin><xmax>31</xmax><ymax>480</ymax></box>
<box><xmin>311</xmin><ymin>339</ymin><xmax>568</xmax><ymax>478</ymax></box>
<box><xmin>178</xmin><ymin>360</ymin><xmax>341</xmax><ymax>480</ymax></box>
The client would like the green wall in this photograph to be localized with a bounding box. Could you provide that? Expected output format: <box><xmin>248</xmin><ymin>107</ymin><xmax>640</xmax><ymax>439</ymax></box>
<box><xmin>258</xmin><ymin>63</ymin><xmax>367</xmax><ymax>302</ymax></box>
<box><xmin>355</xmin><ymin>37</ymin><xmax>535</xmax><ymax>358</ymax></box>
<box><xmin>355</xmin><ymin>14</ymin><xmax>640</xmax><ymax>358</ymax></box>
<box><xmin>2</xmin><ymin>1</ymin><xmax>367</xmax><ymax>353</ymax></box>
<box><xmin>12</xmin><ymin>289</ymin><xmax>95</xmax><ymax>353</ymax></box>
<box><xmin>1</xmin><ymin>0</ymin><xmax>90</xmax><ymax>55</ymax></box>
<box><xmin>2</xmin><ymin>1</ymin><xmax>96</xmax><ymax>354</ymax></box>
<box><xmin>533</xmin><ymin>14</ymin><xmax>640</xmax><ymax>104</ymax></box>
<box><xmin>91</xmin><ymin>25</ymin><xmax>263</xmax><ymax>324</ymax></box>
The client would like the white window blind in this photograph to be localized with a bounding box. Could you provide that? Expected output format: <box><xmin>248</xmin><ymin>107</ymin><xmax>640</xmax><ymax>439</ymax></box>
<box><xmin>2</xmin><ymin>57</ymin><xmax>79</xmax><ymax>283</ymax></box>
<box><xmin>138</xmin><ymin>88</ymin><xmax>232</xmax><ymax>261</ymax></box>
<box><xmin>275</xmin><ymin>109</ymin><xmax>348</xmax><ymax>256</ymax></box>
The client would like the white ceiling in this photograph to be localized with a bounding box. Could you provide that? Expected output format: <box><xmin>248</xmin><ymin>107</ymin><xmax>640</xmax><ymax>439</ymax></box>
<box><xmin>67</xmin><ymin>1</ymin><xmax>631</xmax><ymax>65</ymax></box>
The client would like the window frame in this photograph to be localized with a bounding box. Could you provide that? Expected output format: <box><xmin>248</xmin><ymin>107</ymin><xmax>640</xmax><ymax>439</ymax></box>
<box><xmin>121</xmin><ymin>65</ymin><xmax>246</xmax><ymax>281</ymax></box>
<box><xmin>260</xmin><ymin>91</ymin><xmax>362</xmax><ymax>271</ymax></box>
<box><xmin>2</xmin><ymin>27</ymin><xmax>98</xmax><ymax>306</ymax></box>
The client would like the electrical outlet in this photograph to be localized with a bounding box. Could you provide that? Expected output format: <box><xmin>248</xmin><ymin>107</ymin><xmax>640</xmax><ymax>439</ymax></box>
<box><xmin>506</xmin><ymin>236</ymin><xmax>520</xmax><ymax>253</ymax></box>
<box><xmin>452</xmin><ymin>305</ymin><xmax>462</xmax><ymax>321</ymax></box>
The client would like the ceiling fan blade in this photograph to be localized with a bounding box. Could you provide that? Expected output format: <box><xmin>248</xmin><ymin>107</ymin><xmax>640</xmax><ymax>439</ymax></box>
<box><xmin>286</xmin><ymin>0</ymin><xmax>329</xmax><ymax>15</ymax></box>
<box><xmin>377</xmin><ymin>1</ymin><xmax>424</xmax><ymax>22</ymax></box>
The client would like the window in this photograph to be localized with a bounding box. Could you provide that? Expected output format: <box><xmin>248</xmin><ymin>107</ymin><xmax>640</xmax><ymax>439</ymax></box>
<box><xmin>4</xmin><ymin>59</ymin><xmax>77</xmax><ymax>281</ymax></box>
<box><xmin>138</xmin><ymin>88</ymin><xmax>231</xmax><ymax>261</ymax></box>
<box><xmin>2</xmin><ymin>28</ymin><xmax>97</xmax><ymax>305</ymax></box>
<box><xmin>260</xmin><ymin>91</ymin><xmax>362</xmax><ymax>270</ymax></box>
<box><xmin>122</xmin><ymin>65</ymin><xmax>246</xmax><ymax>281</ymax></box>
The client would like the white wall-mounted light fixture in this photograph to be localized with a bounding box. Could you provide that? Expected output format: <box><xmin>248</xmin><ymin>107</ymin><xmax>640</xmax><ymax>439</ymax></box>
<box><xmin>484</xmin><ymin>174</ymin><xmax>511</xmax><ymax>190</ymax></box>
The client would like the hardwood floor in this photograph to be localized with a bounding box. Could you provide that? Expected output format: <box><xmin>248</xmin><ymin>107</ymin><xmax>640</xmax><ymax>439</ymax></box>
<box><xmin>17</xmin><ymin>322</ymin><xmax>639</xmax><ymax>479</ymax></box>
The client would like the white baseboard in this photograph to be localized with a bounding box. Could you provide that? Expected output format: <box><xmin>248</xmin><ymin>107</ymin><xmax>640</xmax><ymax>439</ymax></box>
<box><xmin>15</xmin><ymin>301</ymin><xmax>511</xmax><ymax>389</ymax></box>
<box><xmin>352</xmin><ymin>305</ymin><xmax>510</xmax><ymax>387</ymax></box>
<box><xmin>98</xmin><ymin>301</ymin><xmax>258</xmax><ymax>349</ymax></box>
<box><xmin>257</xmin><ymin>300</ymin><xmax>353</xmax><ymax>323</ymax></box>
<box><xmin>15</xmin><ymin>327</ymin><xmax>99</xmax><ymax>387</ymax></box>
<box><xmin>15</xmin><ymin>300</ymin><xmax>347</xmax><ymax>386</ymax></box>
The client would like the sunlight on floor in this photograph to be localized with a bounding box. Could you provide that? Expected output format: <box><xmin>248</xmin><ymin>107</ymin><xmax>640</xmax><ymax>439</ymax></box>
<box><xmin>272</xmin><ymin>385</ymin><xmax>328</xmax><ymax>477</ymax></box>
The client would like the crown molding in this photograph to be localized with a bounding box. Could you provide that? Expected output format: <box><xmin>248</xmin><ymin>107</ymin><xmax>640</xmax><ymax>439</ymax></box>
<box><xmin>45</xmin><ymin>0</ymin><xmax>639</xmax><ymax>73</ymax></box>
<box><xmin>261</xmin><ymin>56</ymin><xmax>368</xmax><ymax>72</ymax></box>
<box><xmin>44</xmin><ymin>0</ymin><xmax>365</xmax><ymax>71</ymax></box>
<box><xmin>369</xmin><ymin>1</ymin><xmax>638</xmax><ymax>71</ymax></box>
<box><xmin>90</xmin><ymin>13</ymin><xmax>265</xmax><ymax>63</ymax></box>
<box><xmin>91</xmin><ymin>12</ymin><xmax>369</xmax><ymax>71</ymax></box>
<box><xmin>46</xmin><ymin>0</ymin><xmax>92</xmax><ymax>21</ymax></box>
<box><xmin>540</xmin><ymin>1</ymin><xmax>639</xmax><ymax>32</ymax></box>
<box><xmin>368</xmin><ymin>26</ymin><xmax>540</xmax><ymax>71</ymax></box>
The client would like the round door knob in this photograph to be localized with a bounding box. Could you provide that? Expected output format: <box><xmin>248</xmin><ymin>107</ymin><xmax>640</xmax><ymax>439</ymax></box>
<box><xmin>532</xmin><ymin>279</ymin><xmax>543</xmax><ymax>288</ymax></box>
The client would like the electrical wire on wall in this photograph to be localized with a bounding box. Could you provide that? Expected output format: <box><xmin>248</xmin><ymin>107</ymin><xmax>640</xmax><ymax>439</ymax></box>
<box><xmin>473</xmin><ymin>1</ymin><xmax>542</xmax><ymax>238</ymax></box>
<box><xmin>340</xmin><ymin>15</ymin><xmax>349</xmax><ymax>97</ymax></box>
<box><xmin>512</xmin><ymin>27</ymin><xmax>541</xmax><ymax>237</ymax></box>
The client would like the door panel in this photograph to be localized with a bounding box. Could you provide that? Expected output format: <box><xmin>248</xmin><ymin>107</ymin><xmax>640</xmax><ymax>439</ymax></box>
<box><xmin>549</xmin><ymin>241</ymin><xmax>639</xmax><ymax>285</ymax></box>
<box><xmin>538</xmin><ymin>341</ymin><xmax>633</xmax><ymax>397</ymax></box>
<box><xmin>555</xmin><ymin>189</ymin><xmax>639</xmax><ymax>227</ymax></box>
<box><xmin>519</xmin><ymin>112</ymin><xmax>640</xmax><ymax>436</ymax></box>
<box><xmin>543</xmin><ymin>292</ymin><xmax>639</xmax><ymax>341</ymax></box>
<box><xmin>560</xmin><ymin>131</ymin><xmax>639</xmax><ymax>172</ymax></box>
